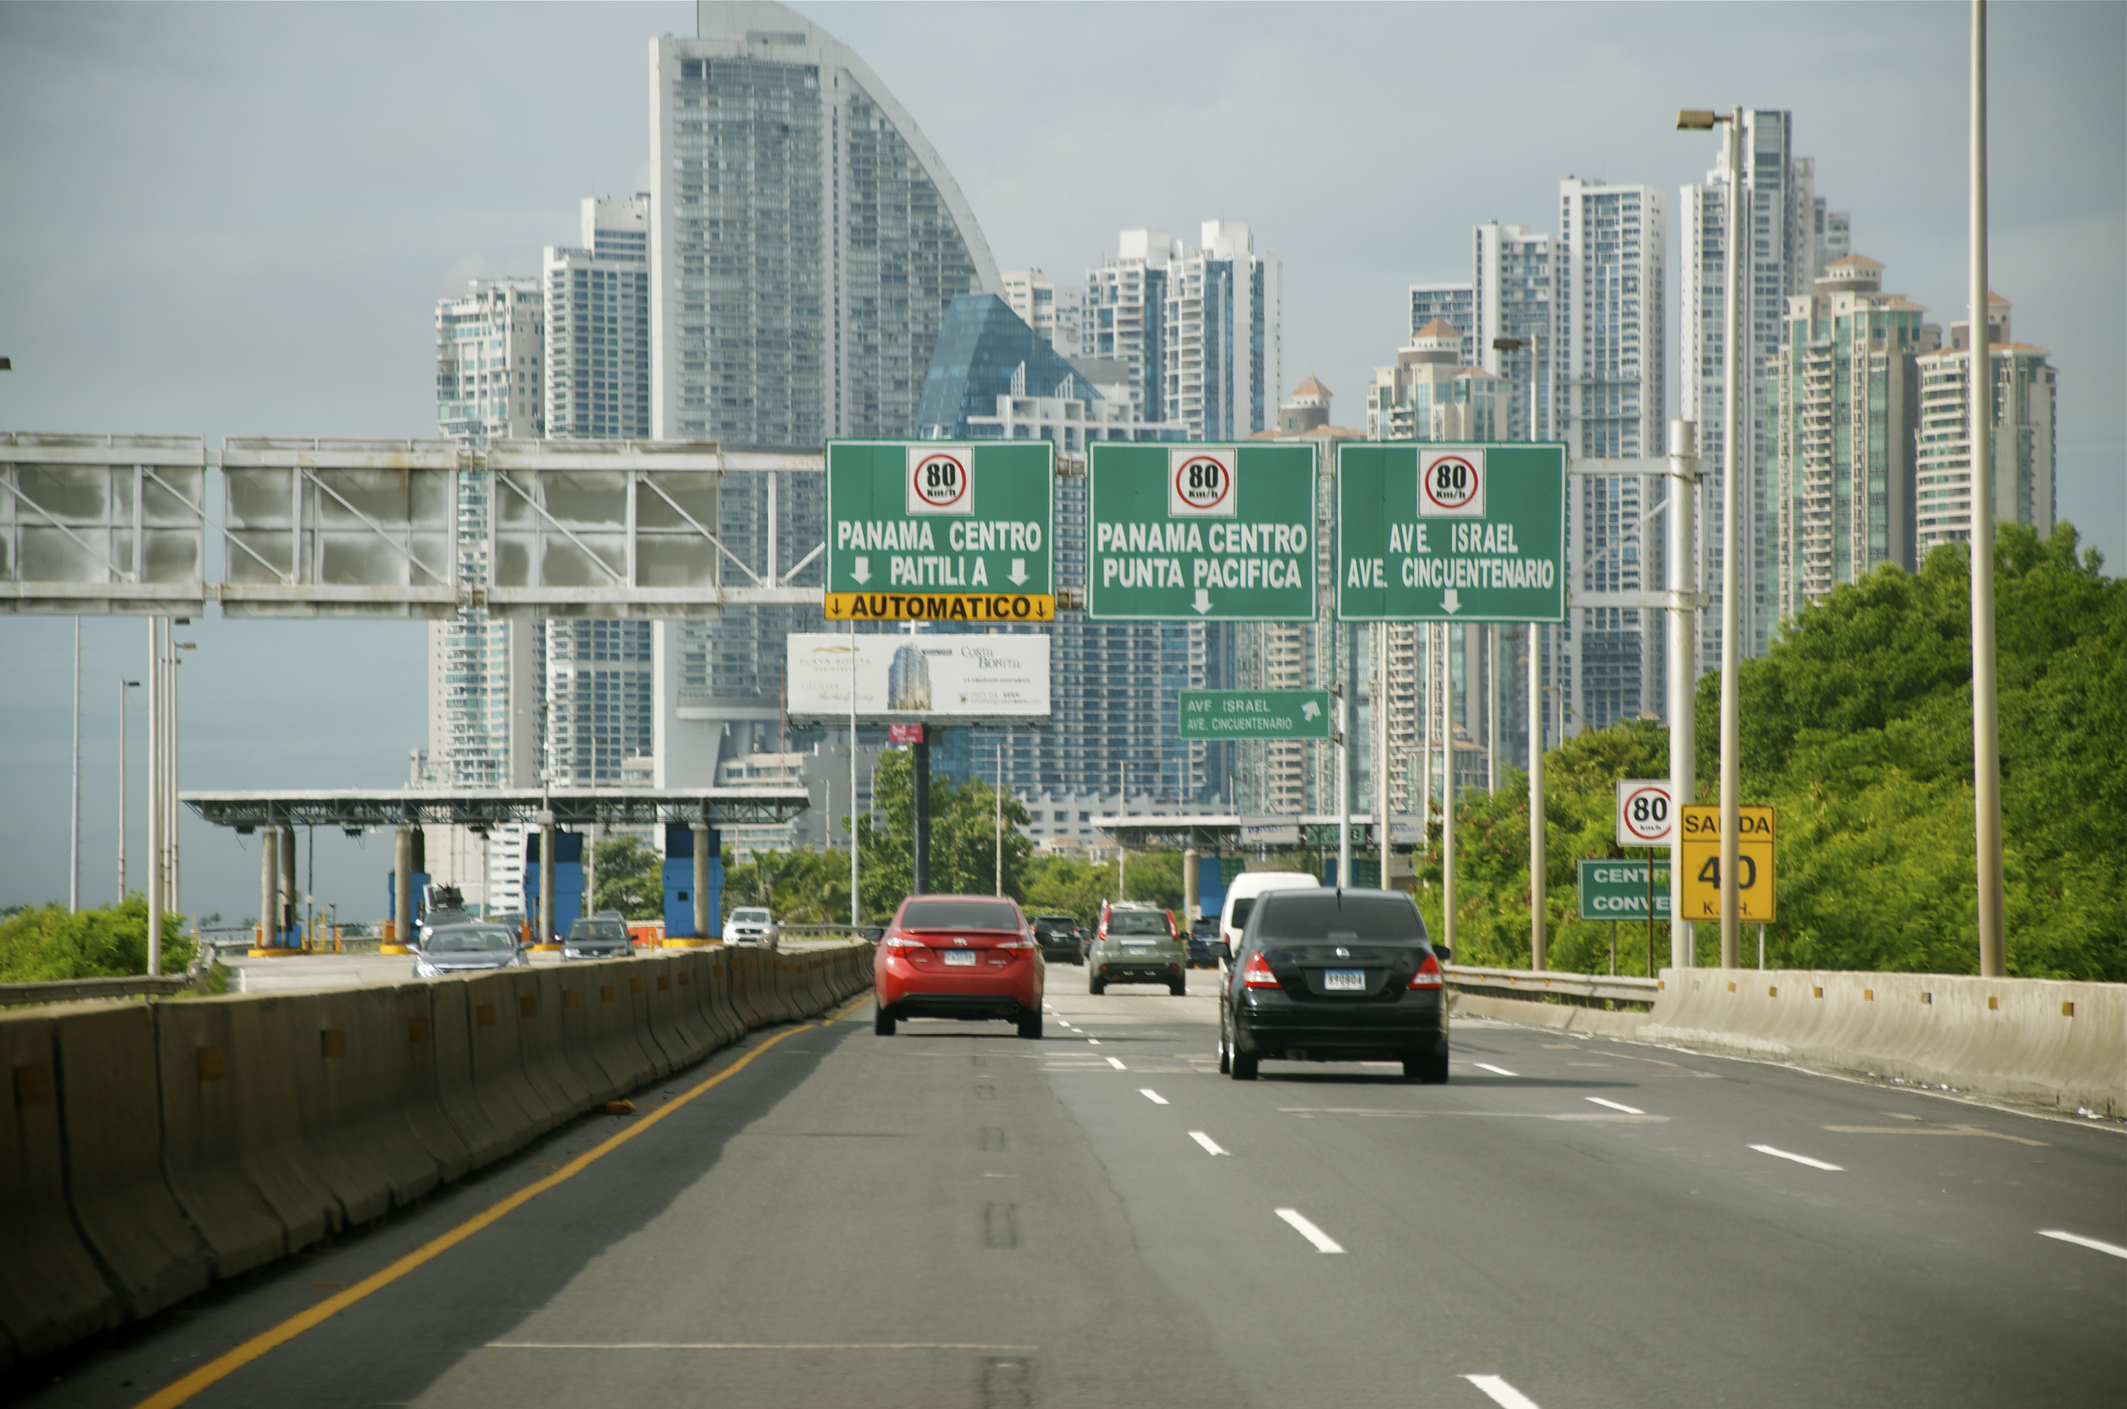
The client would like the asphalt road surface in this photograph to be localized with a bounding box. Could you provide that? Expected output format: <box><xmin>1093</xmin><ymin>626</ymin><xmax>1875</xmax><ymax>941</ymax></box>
<box><xmin>22</xmin><ymin>975</ymin><xmax>2125</xmax><ymax>1409</ymax></box>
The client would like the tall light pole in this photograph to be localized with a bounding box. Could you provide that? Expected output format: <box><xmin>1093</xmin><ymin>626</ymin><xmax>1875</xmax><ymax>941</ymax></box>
<box><xmin>70</xmin><ymin>619</ymin><xmax>81</xmax><ymax>910</ymax></box>
<box><xmin>1493</xmin><ymin>333</ymin><xmax>1547</xmax><ymax>968</ymax></box>
<box><xmin>1969</xmin><ymin>0</ymin><xmax>2005</xmax><ymax>976</ymax></box>
<box><xmin>1677</xmin><ymin>106</ymin><xmax>1746</xmax><ymax>969</ymax></box>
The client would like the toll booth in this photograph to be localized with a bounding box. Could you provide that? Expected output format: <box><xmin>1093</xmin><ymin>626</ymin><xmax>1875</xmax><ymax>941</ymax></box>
<box><xmin>663</xmin><ymin>824</ymin><xmax>722</xmax><ymax>938</ymax></box>
<box><xmin>1198</xmin><ymin>856</ymin><xmax>1245</xmax><ymax>922</ymax></box>
<box><xmin>385</xmin><ymin>870</ymin><xmax>431</xmax><ymax>938</ymax></box>
<box><xmin>524</xmin><ymin>831</ymin><xmax>586</xmax><ymax>938</ymax></box>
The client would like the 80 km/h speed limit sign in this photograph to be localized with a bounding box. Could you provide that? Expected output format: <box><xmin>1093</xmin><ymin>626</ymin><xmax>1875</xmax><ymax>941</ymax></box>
<box><xmin>1615</xmin><ymin>779</ymin><xmax>1676</xmax><ymax>848</ymax></box>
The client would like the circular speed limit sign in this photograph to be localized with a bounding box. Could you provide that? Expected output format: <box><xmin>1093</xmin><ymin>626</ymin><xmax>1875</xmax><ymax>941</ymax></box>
<box><xmin>1422</xmin><ymin>454</ymin><xmax>1482</xmax><ymax>513</ymax></box>
<box><xmin>908</xmin><ymin>450</ymin><xmax>970</xmax><ymax>512</ymax></box>
<box><xmin>1172</xmin><ymin>454</ymin><xmax>1233</xmax><ymax>512</ymax></box>
<box><xmin>1616</xmin><ymin>781</ymin><xmax>1675</xmax><ymax>847</ymax></box>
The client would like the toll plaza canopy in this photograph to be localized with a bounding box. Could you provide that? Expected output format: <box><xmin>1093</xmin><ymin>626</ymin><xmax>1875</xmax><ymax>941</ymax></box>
<box><xmin>1093</xmin><ymin>814</ymin><xmax>1369</xmax><ymax>851</ymax></box>
<box><xmin>181</xmin><ymin>787</ymin><xmax>811</xmax><ymax>831</ymax></box>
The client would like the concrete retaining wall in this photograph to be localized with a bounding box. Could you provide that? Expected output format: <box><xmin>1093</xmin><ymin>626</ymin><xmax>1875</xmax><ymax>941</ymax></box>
<box><xmin>0</xmin><ymin>941</ymin><xmax>874</xmax><ymax>1370</ymax></box>
<box><xmin>1457</xmin><ymin>967</ymin><xmax>2125</xmax><ymax>1118</ymax></box>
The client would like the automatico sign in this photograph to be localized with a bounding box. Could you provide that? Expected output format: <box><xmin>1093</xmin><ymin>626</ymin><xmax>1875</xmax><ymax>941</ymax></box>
<box><xmin>1086</xmin><ymin>443</ymin><xmax>1317</xmax><ymax>620</ymax></box>
<box><xmin>825</xmin><ymin>441</ymin><xmax>1054</xmax><ymax>621</ymax></box>
<box><xmin>1336</xmin><ymin>442</ymin><xmax>1566</xmax><ymax>622</ymax></box>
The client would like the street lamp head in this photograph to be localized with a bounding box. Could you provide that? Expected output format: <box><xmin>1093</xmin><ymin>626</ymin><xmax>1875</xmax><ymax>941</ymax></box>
<box><xmin>1491</xmin><ymin>337</ymin><xmax>1528</xmax><ymax>352</ymax></box>
<box><xmin>123</xmin><ymin>679</ymin><xmax>140</xmax><ymax>688</ymax></box>
<box><xmin>1675</xmin><ymin>109</ymin><xmax>1725</xmax><ymax>131</ymax></box>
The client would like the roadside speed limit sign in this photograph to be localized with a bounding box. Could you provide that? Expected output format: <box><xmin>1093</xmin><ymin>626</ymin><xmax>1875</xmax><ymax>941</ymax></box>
<box><xmin>1615</xmin><ymin>779</ymin><xmax>1675</xmax><ymax>848</ymax></box>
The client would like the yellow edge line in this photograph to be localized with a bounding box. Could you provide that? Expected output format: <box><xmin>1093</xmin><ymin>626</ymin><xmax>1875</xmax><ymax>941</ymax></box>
<box><xmin>134</xmin><ymin>1020</ymin><xmax>824</xmax><ymax>1409</ymax></box>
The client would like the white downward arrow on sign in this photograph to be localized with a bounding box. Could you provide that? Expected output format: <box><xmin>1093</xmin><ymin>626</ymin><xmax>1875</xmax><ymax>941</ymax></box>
<box><xmin>1192</xmin><ymin>588</ymin><xmax>1213</xmax><ymax>615</ymax></box>
<box><xmin>851</xmin><ymin>557</ymin><xmax>871</xmax><ymax>584</ymax></box>
<box><xmin>1442</xmin><ymin>588</ymin><xmax>1462</xmax><ymax>613</ymax></box>
<box><xmin>1007</xmin><ymin>558</ymin><xmax>1028</xmax><ymax>585</ymax></box>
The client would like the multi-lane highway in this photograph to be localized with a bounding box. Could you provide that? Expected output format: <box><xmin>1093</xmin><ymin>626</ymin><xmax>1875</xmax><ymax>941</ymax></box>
<box><xmin>23</xmin><ymin>978</ymin><xmax>2124</xmax><ymax>1409</ymax></box>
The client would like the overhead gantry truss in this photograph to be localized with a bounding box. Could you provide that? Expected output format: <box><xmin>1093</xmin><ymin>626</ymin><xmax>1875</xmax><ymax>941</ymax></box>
<box><xmin>1</xmin><ymin>433</ymin><xmax>824</xmax><ymax>618</ymax></box>
<box><xmin>181</xmin><ymin>787</ymin><xmax>813</xmax><ymax>832</ymax></box>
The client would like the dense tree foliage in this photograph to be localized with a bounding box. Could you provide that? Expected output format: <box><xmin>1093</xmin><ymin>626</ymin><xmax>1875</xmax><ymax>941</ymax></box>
<box><xmin>1430</xmin><ymin>525</ymin><xmax>2125</xmax><ymax>980</ymax></box>
<box><xmin>590</xmin><ymin>835</ymin><xmax>665</xmax><ymax>920</ymax></box>
<box><xmin>853</xmin><ymin>747</ymin><xmax>1034</xmax><ymax>922</ymax></box>
<box><xmin>0</xmin><ymin>896</ymin><xmax>195</xmax><ymax>981</ymax></box>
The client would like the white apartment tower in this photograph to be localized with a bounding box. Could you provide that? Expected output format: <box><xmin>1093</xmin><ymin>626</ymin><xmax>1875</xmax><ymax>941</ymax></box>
<box><xmin>1408</xmin><ymin>282</ymin><xmax>1476</xmax><ymax>366</ymax></box>
<box><xmin>1679</xmin><ymin>111</ymin><xmax>1850</xmax><ymax>665</ymax></box>
<box><xmin>1914</xmin><ymin>294</ymin><xmax>2056</xmax><ymax>559</ymax></box>
<box><xmin>544</xmin><ymin>195</ymin><xmax>651</xmax><ymax>440</ymax></box>
<box><xmin>436</xmin><ymin>279</ymin><xmax>544</xmax><ymax>445</ymax></box>
<box><xmin>1164</xmin><ymin>221</ymin><xmax>1282</xmax><ymax>441</ymax></box>
<box><xmin>1472</xmin><ymin>223</ymin><xmax>1555</xmax><ymax>442</ymax></box>
<box><xmin>1086</xmin><ymin>229</ymin><xmax>1178</xmax><ymax>423</ymax></box>
<box><xmin>650</xmin><ymin>1</ymin><xmax>1001</xmax><ymax>786</ymax></box>
<box><xmin>1001</xmin><ymin>269</ymin><xmax>1083</xmax><ymax>358</ymax></box>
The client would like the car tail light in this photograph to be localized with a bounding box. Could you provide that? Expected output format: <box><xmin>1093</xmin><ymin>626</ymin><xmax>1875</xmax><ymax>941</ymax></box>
<box><xmin>1241</xmin><ymin>951</ymin><xmax>1281</xmax><ymax>990</ymax></box>
<box><xmin>882</xmin><ymin>934</ymin><xmax>925</xmax><ymax>953</ymax></box>
<box><xmin>999</xmin><ymin>936</ymin><xmax>1038</xmax><ymax>950</ymax></box>
<box><xmin>1409</xmin><ymin>952</ymin><xmax>1443</xmax><ymax>990</ymax></box>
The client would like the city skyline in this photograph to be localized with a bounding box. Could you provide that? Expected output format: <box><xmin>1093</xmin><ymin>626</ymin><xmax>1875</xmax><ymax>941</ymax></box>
<box><xmin>0</xmin><ymin>1</ymin><xmax>2119</xmax><ymax>925</ymax></box>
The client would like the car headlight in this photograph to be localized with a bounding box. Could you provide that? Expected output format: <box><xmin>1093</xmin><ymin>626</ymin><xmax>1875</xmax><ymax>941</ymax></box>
<box><xmin>415</xmin><ymin>960</ymin><xmax>440</xmax><ymax>978</ymax></box>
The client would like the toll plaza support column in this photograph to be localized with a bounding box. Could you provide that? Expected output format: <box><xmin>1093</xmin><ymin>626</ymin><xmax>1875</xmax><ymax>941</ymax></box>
<box><xmin>693</xmin><ymin>824</ymin><xmax>711</xmax><ymax>940</ymax></box>
<box><xmin>911</xmin><ymin>726</ymin><xmax>931</xmax><ymax>895</ymax></box>
<box><xmin>1183</xmin><ymin>847</ymin><xmax>1199</xmax><ymax>924</ymax></box>
<box><xmin>539</xmin><ymin>817</ymin><xmax>557</xmax><ymax>947</ymax></box>
<box><xmin>258</xmin><ymin>826</ymin><xmax>279</xmax><ymax>954</ymax></box>
<box><xmin>392</xmin><ymin>826</ymin><xmax>413</xmax><ymax>952</ymax></box>
<box><xmin>278</xmin><ymin>824</ymin><xmax>297</xmax><ymax>947</ymax></box>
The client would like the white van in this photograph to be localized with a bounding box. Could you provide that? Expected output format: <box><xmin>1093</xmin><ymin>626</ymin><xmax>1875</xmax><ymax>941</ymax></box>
<box><xmin>1218</xmin><ymin>872</ymin><xmax>1318</xmax><ymax>960</ymax></box>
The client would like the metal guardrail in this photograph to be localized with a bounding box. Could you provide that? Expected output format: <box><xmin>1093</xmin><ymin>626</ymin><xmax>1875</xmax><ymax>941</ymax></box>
<box><xmin>0</xmin><ymin>973</ymin><xmax>200</xmax><ymax>1005</ymax></box>
<box><xmin>1444</xmin><ymin>964</ymin><xmax>1661</xmax><ymax>1007</ymax></box>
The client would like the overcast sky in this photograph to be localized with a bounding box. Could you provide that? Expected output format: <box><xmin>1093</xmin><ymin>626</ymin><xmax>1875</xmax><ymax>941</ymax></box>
<box><xmin>1</xmin><ymin>2</ymin><xmax>2119</xmax><ymax>926</ymax></box>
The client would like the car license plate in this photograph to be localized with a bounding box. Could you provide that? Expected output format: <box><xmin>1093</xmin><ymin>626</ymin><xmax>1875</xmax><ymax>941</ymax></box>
<box><xmin>942</xmin><ymin>950</ymin><xmax>977</xmax><ymax>967</ymax></box>
<box><xmin>1323</xmin><ymin>969</ymin><xmax>1366</xmax><ymax>992</ymax></box>
<box><xmin>1125</xmin><ymin>944</ymin><xmax>1151</xmax><ymax>955</ymax></box>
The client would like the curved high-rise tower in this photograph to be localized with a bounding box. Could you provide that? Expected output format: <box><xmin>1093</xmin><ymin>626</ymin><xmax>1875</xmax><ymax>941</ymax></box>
<box><xmin>651</xmin><ymin>1</ymin><xmax>1001</xmax><ymax>785</ymax></box>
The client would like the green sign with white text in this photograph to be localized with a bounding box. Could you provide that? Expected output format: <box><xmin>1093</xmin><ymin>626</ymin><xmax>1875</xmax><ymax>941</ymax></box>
<box><xmin>1336</xmin><ymin>442</ymin><xmax>1566</xmax><ymax>622</ymax></box>
<box><xmin>1577</xmin><ymin>859</ymin><xmax>1673</xmax><ymax>922</ymax></box>
<box><xmin>825</xmin><ymin>441</ymin><xmax>1054</xmax><ymax>621</ymax></box>
<box><xmin>1178</xmin><ymin>689</ymin><xmax>1333</xmax><ymax>741</ymax></box>
<box><xmin>1087</xmin><ymin>442</ymin><xmax>1317</xmax><ymax>620</ymax></box>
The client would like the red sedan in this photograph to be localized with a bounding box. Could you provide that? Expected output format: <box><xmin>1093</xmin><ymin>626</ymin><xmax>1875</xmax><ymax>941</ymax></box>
<box><xmin>874</xmin><ymin>894</ymin><xmax>1044</xmax><ymax>1039</ymax></box>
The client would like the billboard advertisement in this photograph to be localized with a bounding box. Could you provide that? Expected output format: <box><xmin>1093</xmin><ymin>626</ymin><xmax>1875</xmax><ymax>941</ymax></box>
<box><xmin>785</xmin><ymin>633</ymin><xmax>1051</xmax><ymax>725</ymax></box>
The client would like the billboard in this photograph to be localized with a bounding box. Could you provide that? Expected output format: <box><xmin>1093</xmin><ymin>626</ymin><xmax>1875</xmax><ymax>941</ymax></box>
<box><xmin>786</xmin><ymin>633</ymin><xmax>1051</xmax><ymax>726</ymax></box>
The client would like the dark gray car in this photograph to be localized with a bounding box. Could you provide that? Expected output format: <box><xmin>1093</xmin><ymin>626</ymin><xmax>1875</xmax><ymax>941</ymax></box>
<box><xmin>412</xmin><ymin>923</ymin><xmax>529</xmax><ymax>977</ymax></box>
<box><xmin>1217</xmin><ymin>887</ymin><xmax>1449</xmax><ymax>1083</ymax></box>
<box><xmin>563</xmin><ymin>915</ymin><xmax>633</xmax><ymax>961</ymax></box>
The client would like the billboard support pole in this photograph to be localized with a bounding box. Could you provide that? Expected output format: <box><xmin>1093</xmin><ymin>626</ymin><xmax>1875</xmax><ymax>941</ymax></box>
<box><xmin>849</xmin><ymin>621</ymin><xmax>859</xmax><ymax>928</ymax></box>
<box><xmin>911</xmin><ymin>726</ymin><xmax>931</xmax><ymax>896</ymax></box>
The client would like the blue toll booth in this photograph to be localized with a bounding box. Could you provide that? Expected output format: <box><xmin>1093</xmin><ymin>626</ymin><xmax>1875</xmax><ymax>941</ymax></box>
<box><xmin>385</xmin><ymin>871</ymin><xmax>431</xmax><ymax>941</ymax></box>
<box><xmin>1198</xmin><ymin>856</ymin><xmax>1244</xmax><ymax>922</ymax></box>
<box><xmin>524</xmin><ymin>831</ymin><xmax>586</xmax><ymax>938</ymax></box>
<box><xmin>663</xmin><ymin>824</ymin><xmax>722</xmax><ymax>939</ymax></box>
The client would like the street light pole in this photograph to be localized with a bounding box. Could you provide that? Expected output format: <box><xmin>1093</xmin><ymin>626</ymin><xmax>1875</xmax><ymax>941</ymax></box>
<box><xmin>1677</xmin><ymin>105</ymin><xmax>1746</xmax><ymax>969</ymax></box>
<box><xmin>117</xmin><ymin>677</ymin><xmax>138</xmax><ymax>900</ymax></box>
<box><xmin>1492</xmin><ymin>332</ymin><xmax>1547</xmax><ymax>969</ymax></box>
<box><xmin>1969</xmin><ymin>0</ymin><xmax>2006</xmax><ymax>978</ymax></box>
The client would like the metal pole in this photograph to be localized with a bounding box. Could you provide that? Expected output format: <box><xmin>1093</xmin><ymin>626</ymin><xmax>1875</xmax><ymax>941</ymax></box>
<box><xmin>1970</xmin><ymin>0</ymin><xmax>2006</xmax><ymax>978</ymax></box>
<box><xmin>1487</xmin><ymin>624</ymin><xmax>1501</xmax><ymax>793</ymax></box>
<box><xmin>70</xmin><ymin>618</ymin><xmax>80</xmax><ymax>911</ymax></box>
<box><xmin>1441</xmin><ymin>625</ymin><xmax>1456</xmax><ymax>945</ymax></box>
<box><xmin>1335</xmin><ymin>687</ymin><xmax>1351</xmax><ymax>887</ymax></box>
<box><xmin>1718</xmin><ymin>105</ymin><xmax>1745</xmax><ymax>970</ymax></box>
<box><xmin>1115</xmin><ymin>761</ymin><xmax>1125</xmax><ymax>900</ymax></box>
<box><xmin>849</xmin><ymin>620</ymin><xmax>859</xmax><ymax>928</ymax></box>
<box><xmin>911</xmin><ymin>727</ymin><xmax>931</xmax><ymax>895</ymax></box>
<box><xmin>117</xmin><ymin>678</ymin><xmax>129</xmax><ymax>900</ymax></box>
<box><xmin>1528</xmin><ymin>621</ymin><xmax>1545</xmax><ymax>970</ymax></box>
<box><xmin>393</xmin><ymin>826</ymin><xmax>412</xmax><ymax>947</ymax></box>
<box><xmin>995</xmin><ymin>736</ymin><xmax>1004</xmax><ymax>897</ymax></box>
<box><xmin>279</xmin><ymin>823</ymin><xmax>296</xmax><ymax>947</ymax></box>
<box><xmin>1372</xmin><ymin>622</ymin><xmax>1389</xmax><ymax>874</ymax></box>
<box><xmin>169</xmin><ymin>633</ymin><xmax>181</xmax><ymax>917</ymax></box>
<box><xmin>261</xmin><ymin>823</ymin><xmax>279</xmax><ymax>956</ymax></box>
<box><xmin>146</xmin><ymin>619</ymin><xmax>161</xmax><ymax>977</ymax></box>
<box><xmin>1668</xmin><ymin>419</ymin><xmax>1699</xmax><ymax>970</ymax></box>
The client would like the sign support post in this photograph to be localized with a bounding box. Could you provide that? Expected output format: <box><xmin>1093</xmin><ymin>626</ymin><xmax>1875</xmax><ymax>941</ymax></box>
<box><xmin>1529</xmin><ymin>622</ymin><xmax>1545</xmax><ymax>971</ymax></box>
<box><xmin>1668</xmin><ymin>420</ymin><xmax>1701</xmax><ymax>970</ymax></box>
<box><xmin>911</xmin><ymin>726</ymin><xmax>930</xmax><ymax>896</ymax></box>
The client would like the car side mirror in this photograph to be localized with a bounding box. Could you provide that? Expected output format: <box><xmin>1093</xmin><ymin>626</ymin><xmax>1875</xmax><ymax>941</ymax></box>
<box><xmin>1432</xmin><ymin>943</ymin><xmax>1452</xmax><ymax>964</ymax></box>
<box><xmin>1215</xmin><ymin>941</ymin><xmax>1233</xmax><ymax>963</ymax></box>
<box><xmin>861</xmin><ymin>927</ymin><xmax>885</xmax><ymax>942</ymax></box>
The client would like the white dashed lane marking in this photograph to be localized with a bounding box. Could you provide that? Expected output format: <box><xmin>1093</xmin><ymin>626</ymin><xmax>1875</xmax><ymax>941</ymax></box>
<box><xmin>1139</xmin><ymin>1089</ymin><xmax>1169</xmax><ymax>1105</ymax></box>
<box><xmin>1274</xmin><ymin>1208</ymin><xmax>1345</xmax><ymax>1254</ymax></box>
<box><xmin>1585</xmin><ymin>1097</ymin><xmax>1645</xmax><ymax>1115</ymax></box>
<box><xmin>1463</xmin><ymin>1373</ymin><xmax>1543</xmax><ymax>1408</ymax></box>
<box><xmin>2039</xmin><ymin>1230</ymin><xmax>2127</xmax><ymax>1260</ymax></box>
<box><xmin>1473</xmin><ymin>1063</ymin><xmax>1518</xmax><ymax>1077</ymax></box>
<box><xmin>1105</xmin><ymin>1056</ymin><xmax>1127</xmax><ymax>1070</ymax></box>
<box><xmin>1750</xmin><ymin>1144</ymin><xmax>1844</xmax><ymax>1171</ymax></box>
<box><xmin>1188</xmin><ymin>1131</ymin><xmax>1230</xmax><ymax>1156</ymax></box>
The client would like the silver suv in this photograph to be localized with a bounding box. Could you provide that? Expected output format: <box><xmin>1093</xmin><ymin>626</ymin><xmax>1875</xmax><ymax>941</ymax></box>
<box><xmin>1088</xmin><ymin>901</ymin><xmax>1186</xmax><ymax>996</ymax></box>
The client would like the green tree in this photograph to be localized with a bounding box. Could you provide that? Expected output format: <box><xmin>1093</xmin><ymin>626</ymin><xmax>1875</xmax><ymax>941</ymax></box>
<box><xmin>852</xmin><ymin>746</ymin><xmax>1035</xmax><ymax>921</ymax></box>
<box><xmin>591</xmin><ymin>835</ymin><xmax>665</xmax><ymax>920</ymax></box>
<box><xmin>721</xmin><ymin>846</ymin><xmax>851</xmax><ymax>925</ymax></box>
<box><xmin>0</xmin><ymin>895</ymin><xmax>194</xmax><ymax>981</ymax></box>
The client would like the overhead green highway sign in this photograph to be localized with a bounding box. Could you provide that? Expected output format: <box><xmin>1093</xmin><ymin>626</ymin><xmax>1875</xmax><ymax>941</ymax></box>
<box><xmin>1178</xmin><ymin>689</ymin><xmax>1333</xmax><ymax>741</ymax></box>
<box><xmin>825</xmin><ymin>441</ymin><xmax>1054</xmax><ymax>622</ymax></box>
<box><xmin>1087</xmin><ymin>442</ymin><xmax>1317</xmax><ymax>620</ymax></box>
<box><xmin>1336</xmin><ymin>442</ymin><xmax>1566</xmax><ymax>622</ymax></box>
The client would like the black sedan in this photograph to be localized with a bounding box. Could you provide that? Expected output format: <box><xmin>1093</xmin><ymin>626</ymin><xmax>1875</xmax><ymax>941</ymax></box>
<box><xmin>1216</xmin><ymin>887</ymin><xmax>1449</xmax><ymax>1083</ymax></box>
<box><xmin>1032</xmin><ymin>913</ymin><xmax>1084</xmax><ymax>966</ymax></box>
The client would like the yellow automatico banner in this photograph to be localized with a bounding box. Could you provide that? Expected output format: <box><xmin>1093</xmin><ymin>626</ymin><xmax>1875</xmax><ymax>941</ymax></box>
<box><xmin>823</xmin><ymin>592</ymin><xmax>1055</xmax><ymax>622</ymax></box>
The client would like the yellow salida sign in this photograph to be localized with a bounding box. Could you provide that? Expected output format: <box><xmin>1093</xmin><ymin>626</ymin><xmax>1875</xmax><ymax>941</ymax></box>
<box><xmin>1678</xmin><ymin>803</ymin><xmax>1777</xmax><ymax>922</ymax></box>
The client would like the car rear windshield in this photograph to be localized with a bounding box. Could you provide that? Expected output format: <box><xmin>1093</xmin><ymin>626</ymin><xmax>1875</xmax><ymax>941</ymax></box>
<box><xmin>428</xmin><ymin>928</ymin><xmax>514</xmax><ymax>953</ymax></box>
<box><xmin>1253</xmin><ymin>893</ymin><xmax>1426</xmax><ymax>942</ymax></box>
<box><xmin>569</xmin><ymin>920</ymin><xmax>627</xmax><ymax>940</ymax></box>
<box><xmin>1108</xmin><ymin>910</ymin><xmax>1169</xmax><ymax>935</ymax></box>
<box><xmin>901</xmin><ymin>899</ymin><xmax>1021</xmax><ymax>931</ymax></box>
